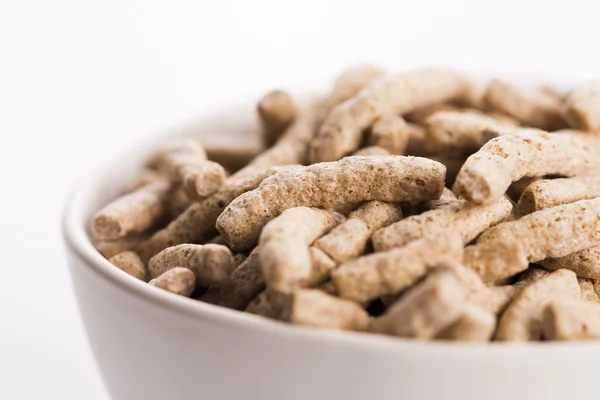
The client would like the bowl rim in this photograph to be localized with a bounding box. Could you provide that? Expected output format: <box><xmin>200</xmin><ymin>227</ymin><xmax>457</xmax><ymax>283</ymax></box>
<box><xmin>62</xmin><ymin>99</ymin><xmax>600</xmax><ymax>358</ymax></box>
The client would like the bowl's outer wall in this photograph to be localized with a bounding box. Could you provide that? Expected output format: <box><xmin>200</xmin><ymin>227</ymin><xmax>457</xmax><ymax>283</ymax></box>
<box><xmin>65</xmin><ymin>100</ymin><xmax>600</xmax><ymax>400</ymax></box>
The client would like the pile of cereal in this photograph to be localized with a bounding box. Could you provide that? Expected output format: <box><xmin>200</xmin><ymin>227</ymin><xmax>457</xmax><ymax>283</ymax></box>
<box><xmin>92</xmin><ymin>66</ymin><xmax>600</xmax><ymax>342</ymax></box>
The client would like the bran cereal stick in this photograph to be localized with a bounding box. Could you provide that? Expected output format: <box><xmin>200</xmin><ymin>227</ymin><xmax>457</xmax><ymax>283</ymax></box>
<box><xmin>314</xmin><ymin>201</ymin><xmax>403</xmax><ymax>263</ymax></box>
<box><xmin>288</xmin><ymin>289</ymin><xmax>370</xmax><ymax>331</ymax></box>
<box><xmin>217</xmin><ymin>156</ymin><xmax>446</xmax><ymax>251</ymax></box>
<box><xmin>245</xmin><ymin>289</ymin><xmax>291</xmax><ymax>319</ymax></box>
<box><xmin>232</xmin><ymin>65</ymin><xmax>384</xmax><ymax>179</ymax></box>
<box><xmin>352</xmin><ymin>146</ymin><xmax>391</xmax><ymax>156</ymax></box>
<box><xmin>332</xmin><ymin>233</ymin><xmax>463</xmax><ymax>303</ymax></box>
<box><xmin>94</xmin><ymin>234</ymin><xmax>148</xmax><ymax>259</ymax></box>
<box><xmin>404</xmin><ymin>123</ymin><xmax>429</xmax><ymax>156</ymax></box>
<box><xmin>447</xmin><ymin>262</ymin><xmax>515</xmax><ymax>316</ymax></box>
<box><xmin>542</xmin><ymin>298</ymin><xmax>600</xmax><ymax>340</ymax></box>
<box><xmin>257</xmin><ymin>90</ymin><xmax>298</xmax><ymax>147</ymax></box>
<box><xmin>464</xmin><ymin>198</ymin><xmax>600</xmax><ymax>282</ymax></box>
<box><xmin>373</xmin><ymin>195</ymin><xmax>512</xmax><ymax>251</ymax></box>
<box><xmin>540</xmin><ymin>246</ymin><xmax>600</xmax><ymax>279</ymax></box>
<box><xmin>151</xmin><ymin>139</ymin><xmax>227</xmax><ymax>199</ymax></box>
<box><xmin>368</xmin><ymin>114</ymin><xmax>410</xmax><ymax>155</ymax></box>
<box><xmin>92</xmin><ymin>178</ymin><xmax>172</xmax><ymax>241</ymax></box>
<box><xmin>108</xmin><ymin>251</ymin><xmax>148</xmax><ymax>281</ymax></box>
<box><xmin>302</xmin><ymin>247</ymin><xmax>338</xmax><ymax>288</ymax></box>
<box><xmin>506</xmin><ymin>176</ymin><xmax>540</xmax><ymax>203</ymax></box>
<box><xmin>517</xmin><ymin>176</ymin><xmax>600</xmax><ymax>215</ymax></box>
<box><xmin>483</xmin><ymin>79</ymin><xmax>567</xmax><ymax>130</ymax></box>
<box><xmin>405</xmin><ymin>104</ymin><xmax>462</xmax><ymax>125</ymax></box>
<box><xmin>423</xmin><ymin>187</ymin><xmax>457</xmax><ymax>210</ymax></box>
<box><xmin>136</xmin><ymin>165</ymin><xmax>297</xmax><ymax>263</ymax></box>
<box><xmin>453</xmin><ymin>130</ymin><xmax>600</xmax><ymax>205</ymax></box>
<box><xmin>495</xmin><ymin>269</ymin><xmax>580</xmax><ymax>341</ymax></box>
<box><xmin>563</xmin><ymin>84</ymin><xmax>600</xmax><ymax>133</ymax></box>
<box><xmin>435</xmin><ymin>305</ymin><xmax>496</xmax><ymax>342</ymax></box>
<box><xmin>202</xmin><ymin>247</ymin><xmax>264</xmax><ymax>310</ymax></box>
<box><xmin>148</xmin><ymin>244</ymin><xmax>236</xmax><ymax>287</ymax></box>
<box><xmin>260</xmin><ymin>207</ymin><xmax>344</xmax><ymax>291</ymax></box>
<box><xmin>578</xmin><ymin>278</ymin><xmax>600</xmax><ymax>303</ymax></box>
<box><xmin>310</xmin><ymin>68</ymin><xmax>471</xmax><ymax>162</ymax></box>
<box><xmin>148</xmin><ymin>267</ymin><xmax>196</xmax><ymax>297</ymax></box>
<box><xmin>370</xmin><ymin>268</ymin><xmax>466</xmax><ymax>339</ymax></box>
<box><xmin>422</xmin><ymin>110</ymin><xmax>516</xmax><ymax>154</ymax></box>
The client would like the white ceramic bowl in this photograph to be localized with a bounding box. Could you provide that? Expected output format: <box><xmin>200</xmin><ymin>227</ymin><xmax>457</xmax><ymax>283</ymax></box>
<box><xmin>63</xmin><ymin>99</ymin><xmax>600</xmax><ymax>400</ymax></box>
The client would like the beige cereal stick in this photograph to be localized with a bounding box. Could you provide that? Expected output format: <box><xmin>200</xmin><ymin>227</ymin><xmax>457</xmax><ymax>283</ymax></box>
<box><xmin>205</xmin><ymin>247</ymin><xmax>265</xmax><ymax>310</ymax></box>
<box><xmin>462</xmin><ymin>240</ymin><xmax>529</xmax><ymax>283</ymax></box>
<box><xmin>352</xmin><ymin>146</ymin><xmax>391</xmax><ymax>156</ymax></box>
<box><xmin>148</xmin><ymin>267</ymin><xmax>196</xmax><ymax>297</ymax></box>
<box><xmin>495</xmin><ymin>269</ymin><xmax>580</xmax><ymax>341</ymax></box>
<box><xmin>288</xmin><ymin>289</ymin><xmax>370</xmax><ymax>331</ymax></box>
<box><xmin>404</xmin><ymin>123</ymin><xmax>429</xmax><ymax>156</ymax></box>
<box><xmin>405</xmin><ymin>104</ymin><xmax>462</xmax><ymax>125</ymax></box>
<box><xmin>151</xmin><ymin>139</ymin><xmax>227</xmax><ymax>199</ymax></box>
<box><xmin>373</xmin><ymin>195</ymin><xmax>512</xmax><ymax>251</ymax></box>
<box><xmin>517</xmin><ymin>176</ymin><xmax>600</xmax><ymax>215</ymax></box>
<box><xmin>245</xmin><ymin>289</ymin><xmax>291</xmax><ymax>319</ymax></box>
<box><xmin>579</xmin><ymin>278</ymin><xmax>600</xmax><ymax>303</ymax></box>
<box><xmin>446</xmin><ymin>262</ymin><xmax>515</xmax><ymax>316</ymax></box>
<box><xmin>148</xmin><ymin>244</ymin><xmax>236</xmax><ymax>286</ymax></box>
<box><xmin>332</xmin><ymin>233</ymin><xmax>463</xmax><ymax>303</ymax></box>
<box><xmin>542</xmin><ymin>299</ymin><xmax>600</xmax><ymax>340</ymax></box>
<box><xmin>136</xmin><ymin>165</ymin><xmax>295</xmax><ymax>262</ymax></box>
<box><xmin>370</xmin><ymin>269</ymin><xmax>466</xmax><ymax>339</ymax></box>
<box><xmin>166</xmin><ymin>186</ymin><xmax>194</xmax><ymax>218</ymax></box>
<box><xmin>259</xmin><ymin>207</ymin><xmax>344</xmax><ymax>291</ymax></box>
<box><xmin>483</xmin><ymin>79</ymin><xmax>566</xmax><ymax>130</ymax></box>
<box><xmin>217</xmin><ymin>156</ymin><xmax>446</xmax><ymax>251</ymax></box>
<box><xmin>92</xmin><ymin>179</ymin><xmax>172</xmax><ymax>240</ymax></box>
<box><xmin>257</xmin><ymin>90</ymin><xmax>298</xmax><ymax>147</ymax></box>
<box><xmin>232</xmin><ymin>65</ymin><xmax>384</xmax><ymax>179</ymax></box>
<box><xmin>514</xmin><ymin>267</ymin><xmax>551</xmax><ymax>288</ymax></box>
<box><xmin>453</xmin><ymin>130</ymin><xmax>600</xmax><ymax>205</ymax></box>
<box><xmin>302</xmin><ymin>247</ymin><xmax>337</xmax><ymax>288</ymax></box>
<box><xmin>108</xmin><ymin>251</ymin><xmax>148</xmax><ymax>281</ymax></box>
<box><xmin>181</xmin><ymin>162</ymin><xmax>228</xmax><ymax>200</ymax></box>
<box><xmin>506</xmin><ymin>176</ymin><xmax>540</xmax><ymax>202</ymax></box>
<box><xmin>466</xmin><ymin>198</ymin><xmax>600</xmax><ymax>283</ymax></box>
<box><xmin>423</xmin><ymin>187</ymin><xmax>457</xmax><ymax>210</ymax></box>
<box><xmin>469</xmin><ymin>285</ymin><xmax>517</xmax><ymax>316</ymax></box>
<box><xmin>563</xmin><ymin>84</ymin><xmax>600</xmax><ymax>133</ymax></box>
<box><xmin>422</xmin><ymin>110</ymin><xmax>516</xmax><ymax>154</ymax></box>
<box><xmin>314</xmin><ymin>201</ymin><xmax>403</xmax><ymax>263</ymax></box>
<box><xmin>94</xmin><ymin>234</ymin><xmax>148</xmax><ymax>259</ymax></box>
<box><xmin>368</xmin><ymin>114</ymin><xmax>410</xmax><ymax>155</ymax></box>
<box><xmin>309</xmin><ymin>68</ymin><xmax>471</xmax><ymax>162</ymax></box>
<box><xmin>435</xmin><ymin>305</ymin><xmax>496</xmax><ymax>342</ymax></box>
<box><xmin>540</xmin><ymin>247</ymin><xmax>600</xmax><ymax>279</ymax></box>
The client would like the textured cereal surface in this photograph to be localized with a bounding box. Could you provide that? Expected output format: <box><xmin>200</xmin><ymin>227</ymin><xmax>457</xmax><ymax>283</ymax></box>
<box><xmin>217</xmin><ymin>156</ymin><xmax>445</xmax><ymax>251</ymax></box>
<box><xmin>373</xmin><ymin>195</ymin><xmax>512</xmax><ymax>251</ymax></box>
<box><xmin>310</xmin><ymin>67</ymin><xmax>470</xmax><ymax>162</ymax></box>
<box><xmin>259</xmin><ymin>207</ymin><xmax>343</xmax><ymax>291</ymax></box>
<box><xmin>453</xmin><ymin>131</ymin><xmax>600</xmax><ymax>205</ymax></box>
<box><xmin>332</xmin><ymin>233</ymin><xmax>463</xmax><ymax>303</ymax></box>
<box><xmin>496</xmin><ymin>269</ymin><xmax>579</xmax><ymax>341</ymax></box>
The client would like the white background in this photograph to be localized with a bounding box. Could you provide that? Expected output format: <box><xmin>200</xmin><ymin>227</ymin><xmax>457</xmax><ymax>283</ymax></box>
<box><xmin>1</xmin><ymin>1</ymin><xmax>600</xmax><ymax>398</ymax></box>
